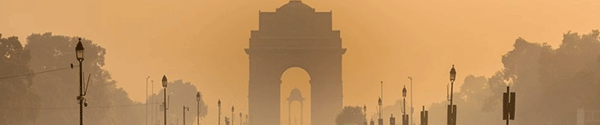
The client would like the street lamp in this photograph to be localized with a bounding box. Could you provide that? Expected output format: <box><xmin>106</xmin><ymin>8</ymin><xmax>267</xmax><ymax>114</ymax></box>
<box><xmin>75</xmin><ymin>38</ymin><xmax>85</xmax><ymax>125</ymax></box>
<box><xmin>197</xmin><ymin>92</ymin><xmax>201</xmax><ymax>125</ymax></box>
<box><xmin>147</xmin><ymin>76</ymin><xmax>150</xmax><ymax>125</ymax></box>
<box><xmin>162</xmin><ymin>75</ymin><xmax>168</xmax><ymax>125</ymax></box>
<box><xmin>183</xmin><ymin>106</ymin><xmax>190</xmax><ymax>125</ymax></box>
<box><xmin>218</xmin><ymin>99</ymin><xmax>221</xmax><ymax>125</ymax></box>
<box><xmin>407</xmin><ymin>77</ymin><xmax>413</xmax><ymax>125</ymax></box>
<box><xmin>447</xmin><ymin>65</ymin><xmax>457</xmax><ymax>125</ymax></box>
<box><xmin>402</xmin><ymin>85</ymin><xmax>407</xmax><ymax>125</ymax></box>
<box><xmin>364</xmin><ymin>105</ymin><xmax>367</xmax><ymax>125</ymax></box>
<box><xmin>449</xmin><ymin>65</ymin><xmax>456</xmax><ymax>105</ymax></box>
<box><xmin>231</xmin><ymin>106</ymin><xmax>235</xmax><ymax>125</ymax></box>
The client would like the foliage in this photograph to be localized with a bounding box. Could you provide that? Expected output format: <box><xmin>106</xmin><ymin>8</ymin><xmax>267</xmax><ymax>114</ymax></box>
<box><xmin>148</xmin><ymin>79</ymin><xmax>208</xmax><ymax>125</ymax></box>
<box><xmin>336</xmin><ymin>106</ymin><xmax>366</xmax><ymax>125</ymax></box>
<box><xmin>0</xmin><ymin>34</ymin><xmax>41</xmax><ymax>125</ymax></box>
<box><xmin>25</xmin><ymin>32</ymin><xmax>144</xmax><ymax>124</ymax></box>
<box><xmin>484</xmin><ymin>30</ymin><xmax>600</xmax><ymax>124</ymax></box>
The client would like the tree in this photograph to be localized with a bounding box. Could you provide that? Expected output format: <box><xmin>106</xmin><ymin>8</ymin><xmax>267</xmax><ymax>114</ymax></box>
<box><xmin>335</xmin><ymin>106</ymin><xmax>365</xmax><ymax>125</ymax></box>
<box><xmin>25</xmin><ymin>32</ymin><xmax>144</xmax><ymax>124</ymax></box>
<box><xmin>536</xmin><ymin>30</ymin><xmax>600</xmax><ymax>124</ymax></box>
<box><xmin>429</xmin><ymin>75</ymin><xmax>501</xmax><ymax>125</ymax></box>
<box><xmin>483</xmin><ymin>30</ymin><xmax>600</xmax><ymax>124</ymax></box>
<box><xmin>148</xmin><ymin>79</ymin><xmax>208</xmax><ymax>125</ymax></box>
<box><xmin>0</xmin><ymin>34</ymin><xmax>41</xmax><ymax>125</ymax></box>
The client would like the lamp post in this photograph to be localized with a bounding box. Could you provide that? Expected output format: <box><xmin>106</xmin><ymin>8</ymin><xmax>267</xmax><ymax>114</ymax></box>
<box><xmin>184</xmin><ymin>106</ymin><xmax>190</xmax><ymax>125</ymax></box>
<box><xmin>378</xmin><ymin>97</ymin><xmax>382</xmax><ymax>125</ymax></box>
<box><xmin>378</xmin><ymin>81</ymin><xmax>383</xmax><ymax>125</ymax></box>
<box><xmin>402</xmin><ymin>86</ymin><xmax>407</xmax><ymax>125</ymax></box>
<box><xmin>152</xmin><ymin>80</ymin><xmax>155</xmax><ymax>124</ymax></box>
<box><xmin>197</xmin><ymin>92</ymin><xmax>201</xmax><ymax>125</ymax></box>
<box><xmin>364</xmin><ymin>105</ymin><xmax>367</xmax><ymax>125</ymax></box>
<box><xmin>147</xmin><ymin>76</ymin><xmax>150</xmax><ymax>125</ymax></box>
<box><xmin>162</xmin><ymin>75</ymin><xmax>168</xmax><ymax>125</ymax></box>
<box><xmin>75</xmin><ymin>38</ymin><xmax>85</xmax><ymax>125</ymax></box>
<box><xmin>231</xmin><ymin>106</ymin><xmax>235</xmax><ymax>125</ymax></box>
<box><xmin>447</xmin><ymin>65</ymin><xmax>457</xmax><ymax>125</ymax></box>
<box><xmin>218</xmin><ymin>100</ymin><xmax>221</xmax><ymax>125</ymax></box>
<box><xmin>407</xmin><ymin>77</ymin><xmax>413</xmax><ymax>125</ymax></box>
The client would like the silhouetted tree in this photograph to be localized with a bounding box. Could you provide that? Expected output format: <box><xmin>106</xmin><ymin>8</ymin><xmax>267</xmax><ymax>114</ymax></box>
<box><xmin>148</xmin><ymin>79</ymin><xmax>208</xmax><ymax>124</ymax></box>
<box><xmin>0</xmin><ymin>34</ymin><xmax>41</xmax><ymax>125</ymax></box>
<box><xmin>335</xmin><ymin>106</ymin><xmax>365</xmax><ymax>125</ymax></box>
<box><xmin>25</xmin><ymin>32</ymin><xmax>144</xmax><ymax>124</ymax></box>
<box><xmin>429</xmin><ymin>75</ymin><xmax>502</xmax><ymax>125</ymax></box>
<box><xmin>484</xmin><ymin>30</ymin><xmax>600</xmax><ymax>124</ymax></box>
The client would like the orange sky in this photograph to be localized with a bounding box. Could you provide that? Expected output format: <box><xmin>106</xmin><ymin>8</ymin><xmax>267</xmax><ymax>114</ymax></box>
<box><xmin>1</xmin><ymin>0</ymin><xmax>599</xmax><ymax>124</ymax></box>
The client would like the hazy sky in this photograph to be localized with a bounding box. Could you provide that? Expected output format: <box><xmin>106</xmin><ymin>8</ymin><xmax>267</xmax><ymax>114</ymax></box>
<box><xmin>1</xmin><ymin>0</ymin><xmax>599</xmax><ymax>124</ymax></box>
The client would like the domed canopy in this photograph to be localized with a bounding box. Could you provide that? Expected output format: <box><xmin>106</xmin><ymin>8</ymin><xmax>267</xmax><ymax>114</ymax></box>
<box><xmin>277</xmin><ymin>0</ymin><xmax>314</xmax><ymax>12</ymax></box>
<box><xmin>287</xmin><ymin>88</ymin><xmax>305</xmax><ymax>102</ymax></box>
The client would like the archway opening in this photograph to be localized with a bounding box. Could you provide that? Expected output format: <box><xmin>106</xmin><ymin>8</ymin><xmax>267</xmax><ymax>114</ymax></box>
<box><xmin>280</xmin><ymin>67</ymin><xmax>311</xmax><ymax>125</ymax></box>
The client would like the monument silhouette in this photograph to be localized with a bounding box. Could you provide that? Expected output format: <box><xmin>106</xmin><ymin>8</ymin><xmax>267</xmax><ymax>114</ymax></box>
<box><xmin>287</xmin><ymin>88</ymin><xmax>305</xmax><ymax>125</ymax></box>
<box><xmin>245</xmin><ymin>0</ymin><xmax>346</xmax><ymax>125</ymax></box>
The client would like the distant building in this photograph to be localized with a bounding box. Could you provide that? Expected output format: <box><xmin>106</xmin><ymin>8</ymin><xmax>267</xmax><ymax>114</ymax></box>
<box><xmin>577</xmin><ymin>108</ymin><xmax>600</xmax><ymax>125</ymax></box>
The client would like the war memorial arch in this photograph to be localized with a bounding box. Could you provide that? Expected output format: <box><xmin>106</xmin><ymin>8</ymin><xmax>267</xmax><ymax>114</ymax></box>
<box><xmin>245</xmin><ymin>0</ymin><xmax>346</xmax><ymax>125</ymax></box>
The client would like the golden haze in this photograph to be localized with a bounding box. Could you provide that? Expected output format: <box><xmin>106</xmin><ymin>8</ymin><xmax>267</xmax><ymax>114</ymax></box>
<box><xmin>1</xmin><ymin>0</ymin><xmax>599</xmax><ymax>124</ymax></box>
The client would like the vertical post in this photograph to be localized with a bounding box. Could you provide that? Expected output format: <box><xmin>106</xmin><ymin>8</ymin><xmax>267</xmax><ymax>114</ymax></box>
<box><xmin>289</xmin><ymin>101</ymin><xmax>291</xmax><ymax>125</ymax></box>
<box><xmin>450</xmin><ymin>81</ymin><xmax>454</xmax><ymax>108</ymax></box>
<box><xmin>232</xmin><ymin>106</ymin><xmax>235</xmax><ymax>125</ymax></box>
<box><xmin>184</xmin><ymin>106</ymin><xmax>187</xmax><ymax>125</ymax></box>
<box><xmin>79</xmin><ymin>60</ymin><xmax>83</xmax><ymax>125</ymax></box>
<box><xmin>379</xmin><ymin>81</ymin><xmax>384</xmax><ymax>125</ymax></box>
<box><xmin>202</xmin><ymin>99</ymin><xmax>204</xmax><ymax>125</ymax></box>
<box><xmin>218</xmin><ymin>100</ymin><xmax>221</xmax><ymax>125</ymax></box>
<box><xmin>448</xmin><ymin>65</ymin><xmax>457</xmax><ymax>125</ymax></box>
<box><xmin>403</xmin><ymin>97</ymin><xmax>406</xmax><ymax>125</ymax></box>
<box><xmin>164</xmin><ymin>87</ymin><xmax>167</xmax><ymax>125</ymax></box>
<box><xmin>152</xmin><ymin>80</ymin><xmax>155</xmax><ymax>124</ymax></box>
<box><xmin>76</xmin><ymin>38</ymin><xmax>85</xmax><ymax>125</ymax></box>
<box><xmin>146</xmin><ymin>76</ymin><xmax>150</xmax><ymax>125</ymax></box>
<box><xmin>198</xmin><ymin>99</ymin><xmax>200</xmax><ymax>125</ymax></box>
<box><xmin>410</xmin><ymin>78</ymin><xmax>413</xmax><ymax>125</ymax></box>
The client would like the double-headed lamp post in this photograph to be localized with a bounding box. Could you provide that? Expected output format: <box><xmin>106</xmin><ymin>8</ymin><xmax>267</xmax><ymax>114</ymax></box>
<box><xmin>162</xmin><ymin>75</ymin><xmax>168</xmax><ymax>125</ymax></box>
<box><xmin>75</xmin><ymin>38</ymin><xmax>85</xmax><ymax>125</ymax></box>
<box><xmin>197</xmin><ymin>92</ymin><xmax>201</xmax><ymax>125</ymax></box>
